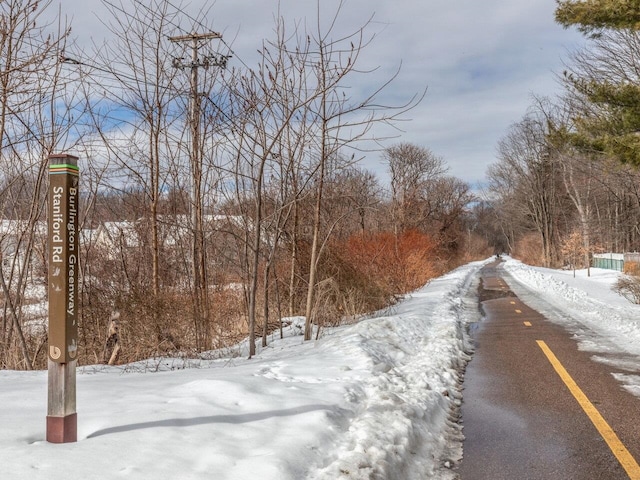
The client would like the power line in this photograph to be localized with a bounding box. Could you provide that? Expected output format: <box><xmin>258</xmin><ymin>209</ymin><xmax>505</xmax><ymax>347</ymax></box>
<box><xmin>159</xmin><ymin>0</ymin><xmax>252</xmax><ymax>71</ymax></box>
<box><xmin>169</xmin><ymin>29</ymin><xmax>229</xmax><ymax>330</ymax></box>
<box><xmin>164</xmin><ymin>0</ymin><xmax>216</xmax><ymax>36</ymax></box>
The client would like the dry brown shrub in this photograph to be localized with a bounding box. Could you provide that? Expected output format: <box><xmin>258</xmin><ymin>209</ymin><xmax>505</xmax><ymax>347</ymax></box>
<box><xmin>614</xmin><ymin>276</ymin><xmax>640</xmax><ymax>304</ymax></box>
<box><xmin>613</xmin><ymin>275</ymin><xmax>640</xmax><ymax>304</ymax></box>
<box><xmin>513</xmin><ymin>233</ymin><xmax>543</xmax><ymax>265</ymax></box>
<box><xmin>76</xmin><ymin>285</ymin><xmax>249</xmax><ymax>366</ymax></box>
<box><xmin>209</xmin><ymin>287</ymin><xmax>249</xmax><ymax>348</ymax></box>
<box><xmin>461</xmin><ymin>232</ymin><xmax>493</xmax><ymax>262</ymax></box>
<box><xmin>624</xmin><ymin>261</ymin><xmax>640</xmax><ymax>276</ymax></box>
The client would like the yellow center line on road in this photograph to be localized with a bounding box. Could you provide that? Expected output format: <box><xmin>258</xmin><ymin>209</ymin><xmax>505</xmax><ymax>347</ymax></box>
<box><xmin>515</xmin><ymin>309</ymin><xmax>522</xmax><ymax>314</ymax></box>
<box><xmin>524</xmin><ymin>321</ymin><xmax>532</xmax><ymax>327</ymax></box>
<box><xmin>510</xmin><ymin>301</ymin><xmax>516</xmax><ymax>305</ymax></box>
<box><xmin>537</xmin><ymin>340</ymin><xmax>640</xmax><ymax>480</ymax></box>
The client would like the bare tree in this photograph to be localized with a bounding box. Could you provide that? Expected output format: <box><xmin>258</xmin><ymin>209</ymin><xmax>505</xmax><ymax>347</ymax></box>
<box><xmin>89</xmin><ymin>0</ymin><xmax>183</xmax><ymax>299</ymax></box>
<box><xmin>217</xmin><ymin>15</ymin><xmax>320</xmax><ymax>357</ymax></box>
<box><xmin>425</xmin><ymin>176</ymin><xmax>475</xmax><ymax>240</ymax></box>
<box><xmin>0</xmin><ymin>0</ymin><xmax>79</xmax><ymax>369</ymax></box>
<box><xmin>301</xmin><ymin>2</ymin><xmax>421</xmax><ymax>341</ymax></box>
<box><xmin>489</xmin><ymin>112</ymin><xmax>565</xmax><ymax>267</ymax></box>
<box><xmin>75</xmin><ymin>0</ymin><xmax>229</xmax><ymax>353</ymax></box>
<box><xmin>384</xmin><ymin>143</ymin><xmax>446</xmax><ymax>236</ymax></box>
<box><xmin>322</xmin><ymin>166</ymin><xmax>382</xmax><ymax>240</ymax></box>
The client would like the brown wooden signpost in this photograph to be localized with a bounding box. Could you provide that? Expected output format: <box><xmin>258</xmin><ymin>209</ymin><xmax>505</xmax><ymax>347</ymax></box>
<box><xmin>47</xmin><ymin>153</ymin><xmax>79</xmax><ymax>443</ymax></box>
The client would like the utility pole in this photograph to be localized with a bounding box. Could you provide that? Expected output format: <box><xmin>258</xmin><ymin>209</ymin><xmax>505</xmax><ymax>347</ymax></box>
<box><xmin>169</xmin><ymin>31</ymin><xmax>228</xmax><ymax>350</ymax></box>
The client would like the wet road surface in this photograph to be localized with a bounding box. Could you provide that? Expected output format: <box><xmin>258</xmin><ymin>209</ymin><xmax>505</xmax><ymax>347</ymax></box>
<box><xmin>457</xmin><ymin>261</ymin><xmax>640</xmax><ymax>479</ymax></box>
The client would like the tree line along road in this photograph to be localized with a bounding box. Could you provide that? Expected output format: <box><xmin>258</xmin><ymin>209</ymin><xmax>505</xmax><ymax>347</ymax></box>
<box><xmin>457</xmin><ymin>261</ymin><xmax>640</xmax><ymax>480</ymax></box>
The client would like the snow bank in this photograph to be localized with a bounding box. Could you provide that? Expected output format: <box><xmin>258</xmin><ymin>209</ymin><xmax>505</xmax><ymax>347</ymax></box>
<box><xmin>502</xmin><ymin>258</ymin><xmax>640</xmax><ymax>356</ymax></box>
<box><xmin>7</xmin><ymin>256</ymin><xmax>640</xmax><ymax>479</ymax></box>
<box><xmin>308</xmin><ymin>261</ymin><xmax>483</xmax><ymax>479</ymax></box>
<box><xmin>0</xmin><ymin>261</ymin><xmax>485</xmax><ymax>480</ymax></box>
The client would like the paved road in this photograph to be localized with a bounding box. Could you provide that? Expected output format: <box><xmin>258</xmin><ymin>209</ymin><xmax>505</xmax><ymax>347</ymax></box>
<box><xmin>457</xmin><ymin>261</ymin><xmax>640</xmax><ymax>479</ymax></box>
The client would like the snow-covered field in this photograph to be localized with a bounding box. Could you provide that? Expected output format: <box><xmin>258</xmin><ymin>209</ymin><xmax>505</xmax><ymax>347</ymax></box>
<box><xmin>2</xmin><ymin>257</ymin><xmax>640</xmax><ymax>480</ymax></box>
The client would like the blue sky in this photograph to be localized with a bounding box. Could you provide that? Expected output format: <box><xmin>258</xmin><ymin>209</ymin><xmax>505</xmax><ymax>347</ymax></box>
<box><xmin>60</xmin><ymin>0</ymin><xmax>586</xmax><ymax>187</ymax></box>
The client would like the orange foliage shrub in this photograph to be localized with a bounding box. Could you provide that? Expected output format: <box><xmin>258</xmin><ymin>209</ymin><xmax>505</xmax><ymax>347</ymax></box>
<box><xmin>339</xmin><ymin>229</ymin><xmax>442</xmax><ymax>295</ymax></box>
<box><xmin>396</xmin><ymin>230</ymin><xmax>442</xmax><ymax>291</ymax></box>
<box><xmin>341</xmin><ymin>231</ymin><xmax>397</xmax><ymax>292</ymax></box>
<box><xmin>624</xmin><ymin>261</ymin><xmax>640</xmax><ymax>276</ymax></box>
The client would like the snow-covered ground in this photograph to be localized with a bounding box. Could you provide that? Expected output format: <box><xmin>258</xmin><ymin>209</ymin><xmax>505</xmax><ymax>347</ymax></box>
<box><xmin>502</xmin><ymin>257</ymin><xmax>640</xmax><ymax>398</ymax></box>
<box><xmin>2</xmin><ymin>257</ymin><xmax>640</xmax><ymax>480</ymax></box>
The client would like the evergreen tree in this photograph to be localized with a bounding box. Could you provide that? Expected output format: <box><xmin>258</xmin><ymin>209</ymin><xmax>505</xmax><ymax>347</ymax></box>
<box><xmin>556</xmin><ymin>1</ymin><xmax>640</xmax><ymax>165</ymax></box>
<box><xmin>556</xmin><ymin>0</ymin><xmax>640</xmax><ymax>33</ymax></box>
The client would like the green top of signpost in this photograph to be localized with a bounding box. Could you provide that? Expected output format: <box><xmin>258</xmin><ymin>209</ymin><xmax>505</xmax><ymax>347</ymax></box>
<box><xmin>49</xmin><ymin>154</ymin><xmax>78</xmax><ymax>167</ymax></box>
<box><xmin>49</xmin><ymin>154</ymin><xmax>79</xmax><ymax>174</ymax></box>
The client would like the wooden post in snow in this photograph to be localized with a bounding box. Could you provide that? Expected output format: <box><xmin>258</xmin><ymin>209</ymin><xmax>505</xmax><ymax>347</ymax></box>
<box><xmin>46</xmin><ymin>153</ymin><xmax>79</xmax><ymax>443</ymax></box>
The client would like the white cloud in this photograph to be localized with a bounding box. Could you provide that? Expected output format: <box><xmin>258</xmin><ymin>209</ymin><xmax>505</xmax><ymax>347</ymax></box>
<box><xmin>55</xmin><ymin>0</ymin><xmax>586</xmax><ymax>185</ymax></box>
